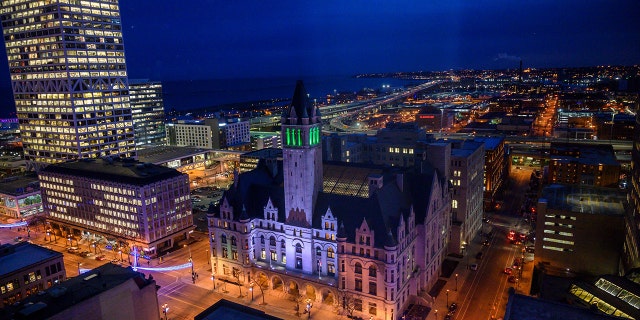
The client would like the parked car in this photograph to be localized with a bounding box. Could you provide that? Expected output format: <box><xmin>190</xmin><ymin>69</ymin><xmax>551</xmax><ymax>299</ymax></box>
<box><xmin>508</xmin><ymin>275</ymin><xmax>517</xmax><ymax>283</ymax></box>
<box><xmin>14</xmin><ymin>236</ymin><xmax>24</xmax><ymax>242</ymax></box>
<box><xmin>470</xmin><ymin>263</ymin><xmax>478</xmax><ymax>271</ymax></box>
<box><xmin>482</xmin><ymin>239</ymin><xmax>490</xmax><ymax>246</ymax></box>
<box><xmin>95</xmin><ymin>254</ymin><xmax>107</xmax><ymax>261</ymax></box>
<box><xmin>67</xmin><ymin>247</ymin><xmax>79</xmax><ymax>253</ymax></box>
<box><xmin>449</xmin><ymin>302</ymin><xmax>458</xmax><ymax>313</ymax></box>
<box><xmin>504</xmin><ymin>267</ymin><xmax>513</xmax><ymax>275</ymax></box>
<box><xmin>475</xmin><ymin>252</ymin><xmax>483</xmax><ymax>259</ymax></box>
<box><xmin>80</xmin><ymin>251</ymin><xmax>93</xmax><ymax>258</ymax></box>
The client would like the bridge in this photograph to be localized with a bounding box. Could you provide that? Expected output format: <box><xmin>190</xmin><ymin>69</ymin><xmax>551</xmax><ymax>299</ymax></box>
<box><xmin>250</xmin><ymin>81</ymin><xmax>442</xmax><ymax>131</ymax></box>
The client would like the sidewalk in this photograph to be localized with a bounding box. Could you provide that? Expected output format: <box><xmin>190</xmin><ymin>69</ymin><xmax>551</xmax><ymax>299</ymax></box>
<box><xmin>426</xmin><ymin>235</ymin><xmax>479</xmax><ymax>320</ymax></box>
<box><xmin>185</xmin><ymin>264</ymin><xmax>342</xmax><ymax>320</ymax></box>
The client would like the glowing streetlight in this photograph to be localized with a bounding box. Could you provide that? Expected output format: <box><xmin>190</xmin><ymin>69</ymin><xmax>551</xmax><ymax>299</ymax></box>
<box><xmin>455</xmin><ymin>273</ymin><xmax>458</xmax><ymax>291</ymax></box>
<box><xmin>250</xmin><ymin>282</ymin><xmax>254</xmax><ymax>301</ymax></box>
<box><xmin>446</xmin><ymin>289</ymin><xmax>449</xmax><ymax>307</ymax></box>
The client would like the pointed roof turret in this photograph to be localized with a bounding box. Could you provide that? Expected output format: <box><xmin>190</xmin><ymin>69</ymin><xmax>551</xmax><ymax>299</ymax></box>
<box><xmin>337</xmin><ymin>221</ymin><xmax>347</xmax><ymax>239</ymax></box>
<box><xmin>283</xmin><ymin>80</ymin><xmax>313</xmax><ymax>124</ymax></box>
<box><xmin>239</xmin><ymin>204</ymin><xmax>249</xmax><ymax>221</ymax></box>
<box><xmin>384</xmin><ymin>229</ymin><xmax>397</xmax><ymax>248</ymax></box>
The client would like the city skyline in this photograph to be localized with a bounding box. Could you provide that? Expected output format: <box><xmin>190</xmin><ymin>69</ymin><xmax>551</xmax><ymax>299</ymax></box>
<box><xmin>1</xmin><ymin>0</ymin><xmax>639</xmax><ymax>117</ymax></box>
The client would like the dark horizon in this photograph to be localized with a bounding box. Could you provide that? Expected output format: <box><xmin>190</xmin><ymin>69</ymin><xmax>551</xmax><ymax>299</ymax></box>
<box><xmin>1</xmin><ymin>1</ymin><xmax>639</xmax><ymax>116</ymax></box>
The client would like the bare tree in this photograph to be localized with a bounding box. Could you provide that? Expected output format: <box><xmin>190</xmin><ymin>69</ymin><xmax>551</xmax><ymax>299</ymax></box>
<box><xmin>336</xmin><ymin>289</ymin><xmax>356</xmax><ymax>318</ymax></box>
<box><xmin>252</xmin><ymin>275</ymin><xmax>269</xmax><ymax>305</ymax></box>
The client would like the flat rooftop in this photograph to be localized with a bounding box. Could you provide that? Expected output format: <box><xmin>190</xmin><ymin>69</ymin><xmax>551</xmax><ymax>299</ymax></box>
<box><xmin>195</xmin><ymin>299</ymin><xmax>281</xmax><ymax>320</ymax></box>
<box><xmin>0</xmin><ymin>263</ymin><xmax>155</xmax><ymax>320</ymax></box>
<box><xmin>40</xmin><ymin>158</ymin><xmax>184</xmax><ymax>186</ymax></box>
<box><xmin>505</xmin><ymin>292</ymin><xmax>621</xmax><ymax>320</ymax></box>
<box><xmin>540</xmin><ymin>184</ymin><xmax>626</xmax><ymax>216</ymax></box>
<box><xmin>0</xmin><ymin>174</ymin><xmax>39</xmax><ymax>196</ymax></box>
<box><xmin>550</xmin><ymin>143</ymin><xmax>619</xmax><ymax>166</ymax></box>
<box><xmin>0</xmin><ymin>242</ymin><xmax>62</xmax><ymax>278</ymax></box>
<box><xmin>137</xmin><ymin>145</ymin><xmax>210</xmax><ymax>164</ymax></box>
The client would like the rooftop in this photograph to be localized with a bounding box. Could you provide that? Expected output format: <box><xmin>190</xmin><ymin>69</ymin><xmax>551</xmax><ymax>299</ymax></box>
<box><xmin>137</xmin><ymin>146</ymin><xmax>210</xmax><ymax>164</ymax></box>
<box><xmin>539</xmin><ymin>184</ymin><xmax>626</xmax><ymax>215</ymax></box>
<box><xmin>0</xmin><ymin>263</ymin><xmax>155</xmax><ymax>320</ymax></box>
<box><xmin>0</xmin><ymin>242</ymin><xmax>62</xmax><ymax>278</ymax></box>
<box><xmin>0</xmin><ymin>174</ymin><xmax>39</xmax><ymax>196</ymax></box>
<box><xmin>39</xmin><ymin>158</ymin><xmax>185</xmax><ymax>186</ymax></box>
<box><xmin>195</xmin><ymin>299</ymin><xmax>282</xmax><ymax>320</ymax></box>
<box><xmin>504</xmin><ymin>291</ymin><xmax>622</xmax><ymax>320</ymax></box>
<box><xmin>549</xmin><ymin>143</ymin><xmax>619</xmax><ymax>166</ymax></box>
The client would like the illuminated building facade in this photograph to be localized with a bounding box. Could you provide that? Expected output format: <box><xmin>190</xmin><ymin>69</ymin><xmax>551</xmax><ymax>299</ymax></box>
<box><xmin>220</xmin><ymin>120</ymin><xmax>250</xmax><ymax>150</ymax></box>
<box><xmin>0</xmin><ymin>0</ymin><xmax>136</xmax><ymax>170</ymax></box>
<box><xmin>208</xmin><ymin>82</ymin><xmax>452</xmax><ymax>320</ymax></box>
<box><xmin>449</xmin><ymin>139</ymin><xmax>485</xmax><ymax>255</ymax></box>
<box><xmin>547</xmin><ymin>143</ymin><xmax>620</xmax><ymax>188</ymax></box>
<box><xmin>473</xmin><ymin>137</ymin><xmax>506</xmax><ymax>211</ymax></box>
<box><xmin>166</xmin><ymin>119</ymin><xmax>220</xmax><ymax>149</ymax></box>
<box><xmin>129</xmin><ymin>80</ymin><xmax>166</xmax><ymax>146</ymax></box>
<box><xmin>38</xmin><ymin>157</ymin><xmax>194</xmax><ymax>258</ymax></box>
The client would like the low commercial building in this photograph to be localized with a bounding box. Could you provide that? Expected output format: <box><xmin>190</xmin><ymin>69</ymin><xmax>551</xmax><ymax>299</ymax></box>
<box><xmin>0</xmin><ymin>242</ymin><xmax>66</xmax><ymax>308</ymax></box>
<box><xmin>0</xmin><ymin>174</ymin><xmax>42</xmax><ymax>220</ymax></box>
<box><xmin>0</xmin><ymin>263</ymin><xmax>159</xmax><ymax>320</ymax></box>
<box><xmin>39</xmin><ymin>157</ymin><xmax>194</xmax><ymax>258</ymax></box>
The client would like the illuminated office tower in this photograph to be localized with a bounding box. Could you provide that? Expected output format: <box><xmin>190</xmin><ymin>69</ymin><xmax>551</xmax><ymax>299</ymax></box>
<box><xmin>0</xmin><ymin>0</ymin><xmax>136</xmax><ymax>170</ymax></box>
<box><xmin>129</xmin><ymin>80</ymin><xmax>166</xmax><ymax>146</ymax></box>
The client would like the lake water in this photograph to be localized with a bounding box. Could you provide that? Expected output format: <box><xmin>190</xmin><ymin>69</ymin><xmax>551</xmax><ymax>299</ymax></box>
<box><xmin>162</xmin><ymin>75</ymin><xmax>423</xmax><ymax>112</ymax></box>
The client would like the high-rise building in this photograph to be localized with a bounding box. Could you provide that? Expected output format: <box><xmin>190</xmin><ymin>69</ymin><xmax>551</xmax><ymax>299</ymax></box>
<box><xmin>0</xmin><ymin>0</ymin><xmax>136</xmax><ymax>170</ymax></box>
<box><xmin>129</xmin><ymin>80</ymin><xmax>166</xmax><ymax>147</ymax></box>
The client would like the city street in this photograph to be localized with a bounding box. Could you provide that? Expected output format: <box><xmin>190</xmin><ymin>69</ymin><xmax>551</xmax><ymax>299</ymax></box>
<box><xmin>428</xmin><ymin>165</ymin><xmax>536</xmax><ymax>320</ymax></box>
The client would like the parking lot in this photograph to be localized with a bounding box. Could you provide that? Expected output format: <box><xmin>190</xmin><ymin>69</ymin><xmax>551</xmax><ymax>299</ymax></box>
<box><xmin>190</xmin><ymin>186</ymin><xmax>225</xmax><ymax>232</ymax></box>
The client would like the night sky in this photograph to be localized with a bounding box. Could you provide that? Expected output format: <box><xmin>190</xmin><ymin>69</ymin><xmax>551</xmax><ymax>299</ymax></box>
<box><xmin>0</xmin><ymin>0</ymin><xmax>639</xmax><ymax>115</ymax></box>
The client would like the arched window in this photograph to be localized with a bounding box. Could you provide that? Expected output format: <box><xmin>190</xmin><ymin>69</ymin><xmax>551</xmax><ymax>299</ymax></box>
<box><xmin>221</xmin><ymin>234</ymin><xmax>227</xmax><ymax>244</ymax></box>
<box><xmin>231</xmin><ymin>236</ymin><xmax>236</xmax><ymax>246</ymax></box>
<box><xmin>316</xmin><ymin>246</ymin><xmax>322</xmax><ymax>256</ymax></box>
<box><xmin>281</xmin><ymin>239</ymin><xmax>286</xmax><ymax>249</ymax></box>
<box><xmin>369</xmin><ymin>265</ymin><xmax>377</xmax><ymax>277</ymax></box>
<box><xmin>260</xmin><ymin>235</ymin><xmax>265</xmax><ymax>244</ymax></box>
<box><xmin>270</xmin><ymin>236</ymin><xmax>276</xmax><ymax>246</ymax></box>
<box><xmin>296</xmin><ymin>243</ymin><xmax>302</xmax><ymax>253</ymax></box>
<box><xmin>355</xmin><ymin>262</ymin><xmax>362</xmax><ymax>274</ymax></box>
<box><xmin>327</xmin><ymin>247</ymin><xmax>335</xmax><ymax>259</ymax></box>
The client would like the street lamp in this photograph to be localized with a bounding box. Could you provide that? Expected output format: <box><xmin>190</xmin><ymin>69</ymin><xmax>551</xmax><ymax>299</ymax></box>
<box><xmin>306</xmin><ymin>298</ymin><xmax>313</xmax><ymax>320</ymax></box>
<box><xmin>162</xmin><ymin>303</ymin><xmax>169</xmax><ymax>320</ymax></box>
<box><xmin>118</xmin><ymin>250</ymin><xmax>123</xmax><ymax>262</ymax></box>
<box><xmin>434</xmin><ymin>309</ymin><xmax>438</xmax><ymax>320</ymax></box>
<box><xmin>446</xmin><ymin>289</ymin><xmax>449</xmax><ymax>307</ymax></box>
<box><xmin>206</xmin><ymin>249</ymin><xmax>210</xmax><ymax>265</ymax></box>
<box><xmin>185</xmin><ymin>244</ymin><xmax>195</xmax><ymax>283</ymax></box>
<box><xmin>455</xmin><ymin>273</ymin><xmax>458</xmax><ymax>291</ymax></box>
<box><xmin>77</xmin><ymin>262</ymin><xmax>82</xmax><ymax>275</ymax></box>
<box><xmin>46</xmin><ymin>231</ymin><xmax>50</xmax><ymax>242</ymax></box>
<box><xmin>250</xmin><ymin>282</ymin><xmax>254</xmax><ymax>301</ymax></box>
<box><xmin>211</xmin><ymin>274</ymin><xmax>216</xmax><ymax>291</ymax></box>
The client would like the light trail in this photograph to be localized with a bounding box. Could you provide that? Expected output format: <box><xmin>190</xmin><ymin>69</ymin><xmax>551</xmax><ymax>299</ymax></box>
<box><xmin>134</xmin><ymin>262</ymin><xmax>193</xmax><ymax>272</ymax></box>
<box><xmin>0</xmin><ymin>221</ymin><xmax>28</xmax><ymax>228</ymax></box>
